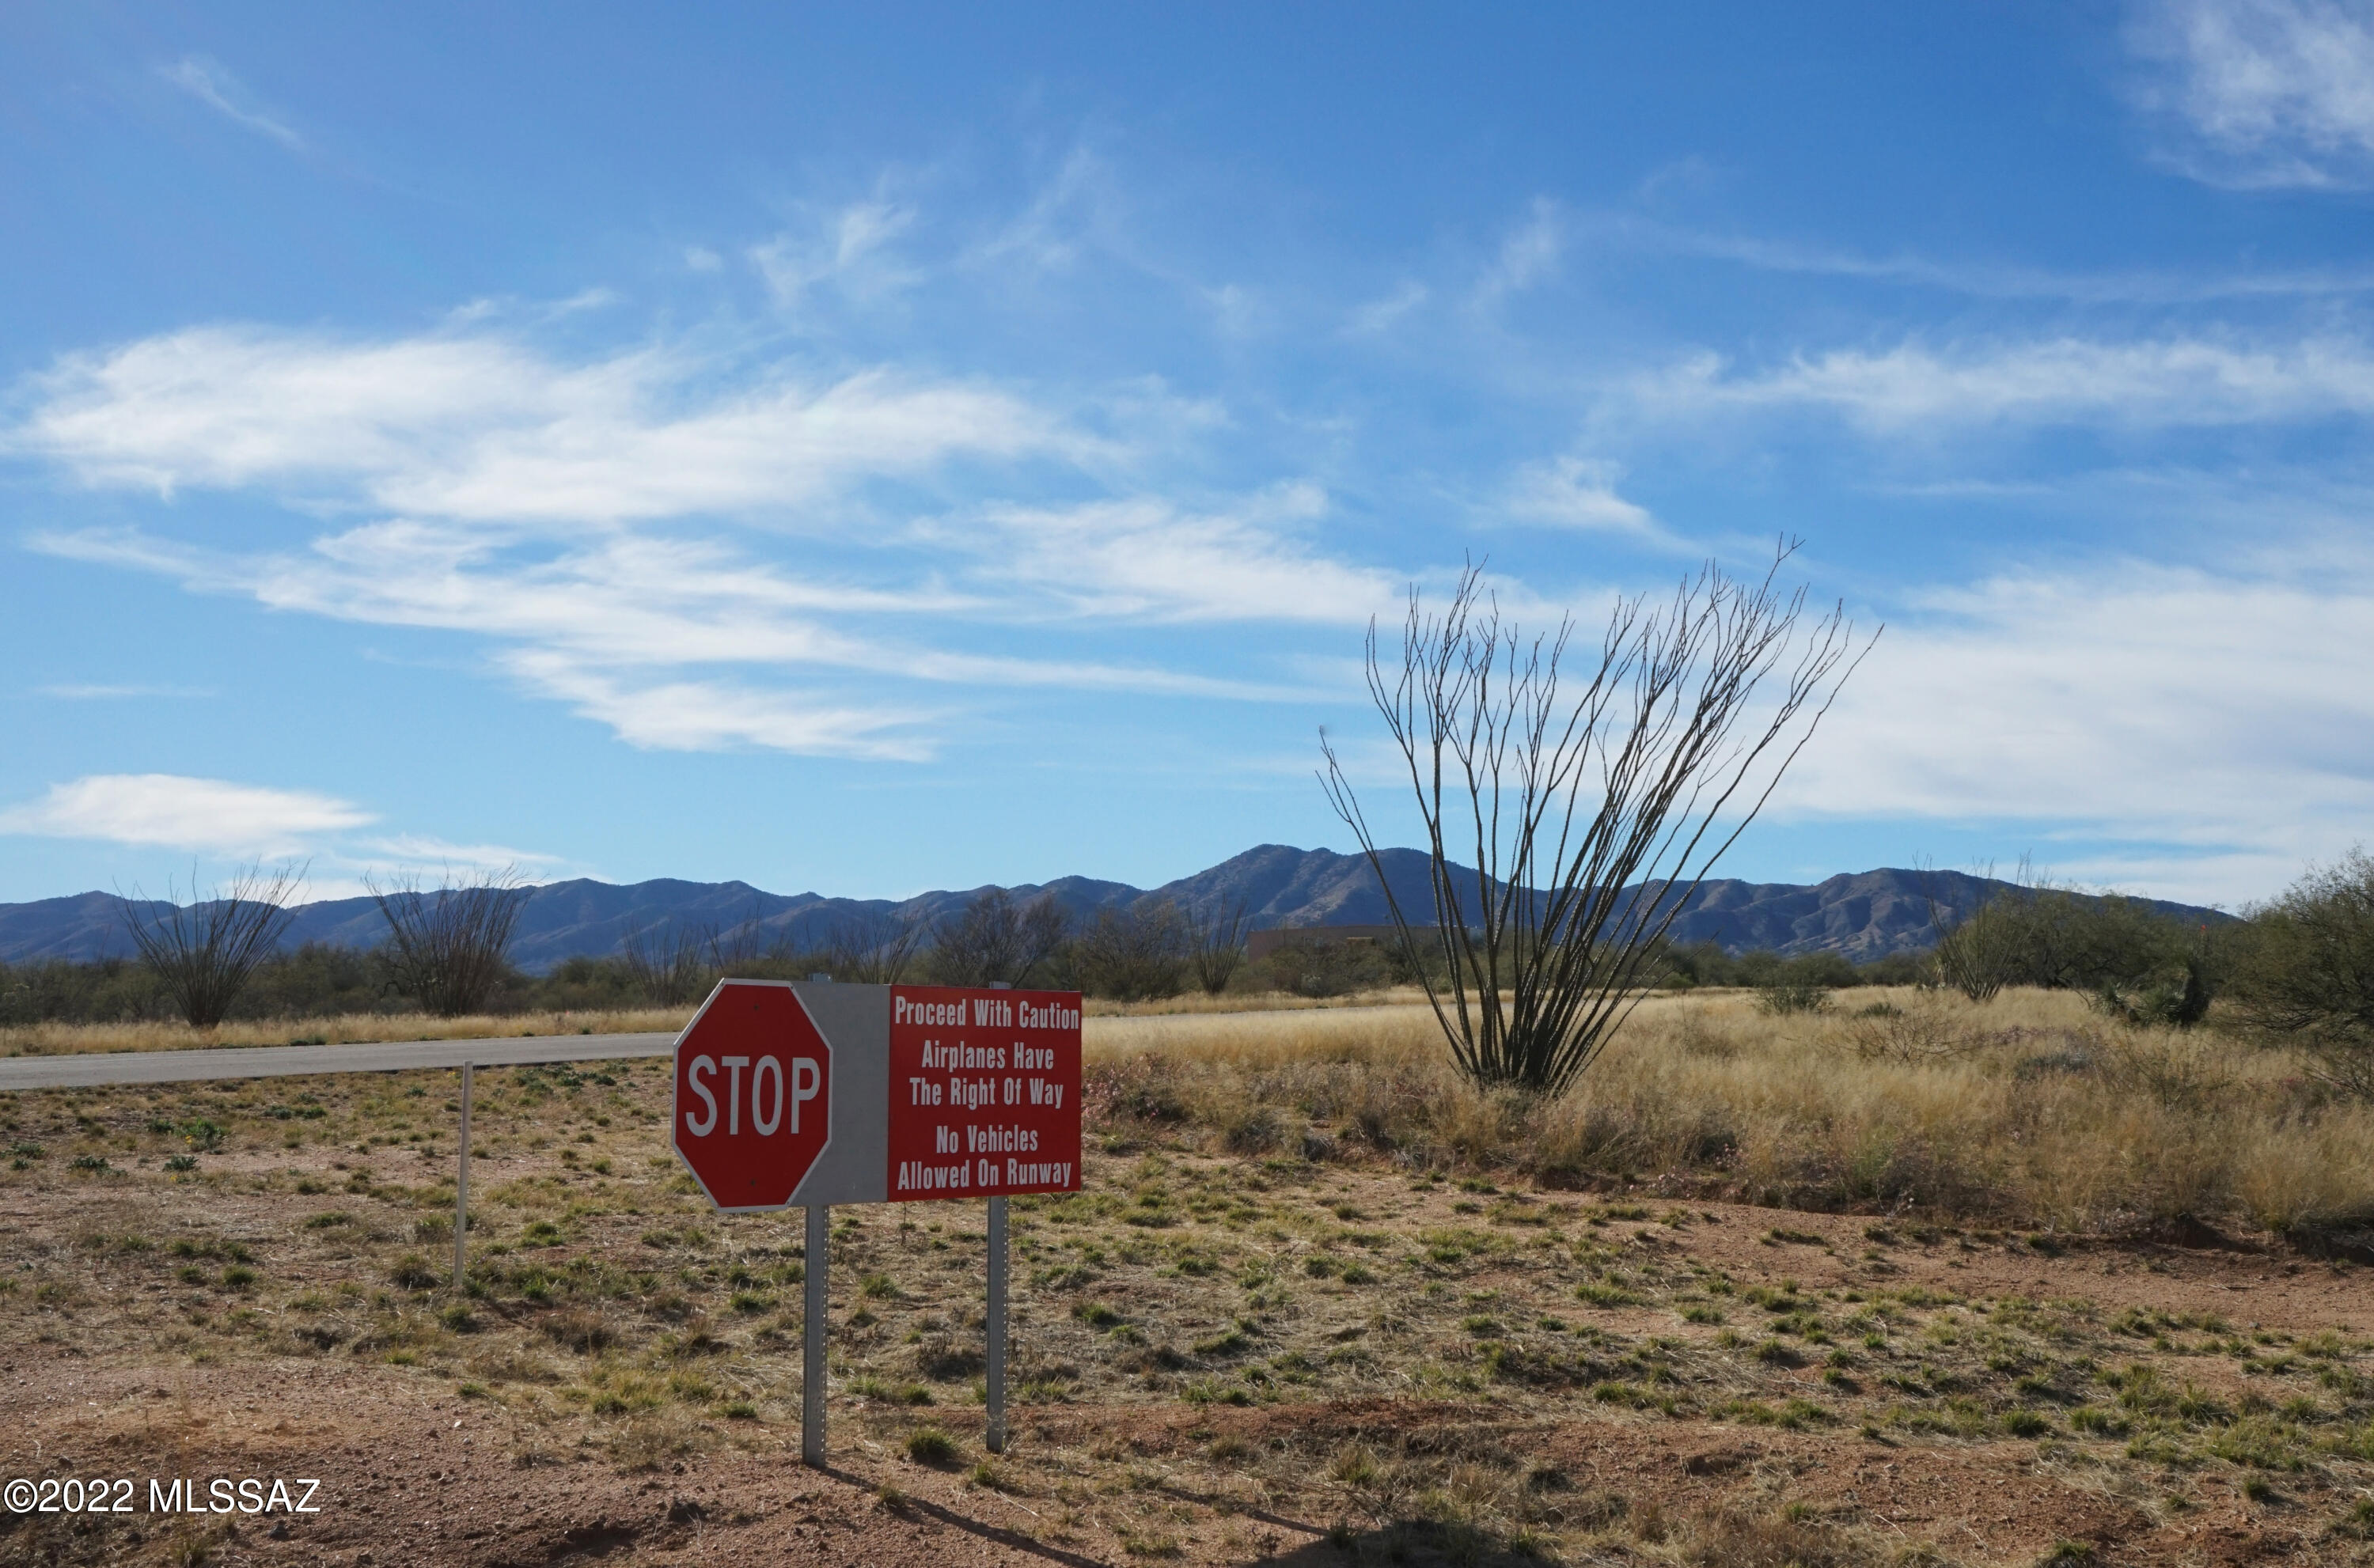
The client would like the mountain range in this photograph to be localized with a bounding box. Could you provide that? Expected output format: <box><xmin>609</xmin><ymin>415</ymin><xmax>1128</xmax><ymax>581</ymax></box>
<box><xmin>0</xmin><ymin>846</ymin><xmax>2226</xmax><ymax>974</ymax></box>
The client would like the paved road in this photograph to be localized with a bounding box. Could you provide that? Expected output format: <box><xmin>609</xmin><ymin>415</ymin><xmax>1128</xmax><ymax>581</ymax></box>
<box><xmin>0</xmin><ymin>1032</ymin><xmax>678</xmax><ymax>1092</ymax></box>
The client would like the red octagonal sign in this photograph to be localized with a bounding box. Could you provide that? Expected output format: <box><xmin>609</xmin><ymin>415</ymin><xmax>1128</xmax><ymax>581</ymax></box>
<box><xmin>671</xmin><ymin>980</ymin><xmax>832</xmax><ymax>1211</ymax></box>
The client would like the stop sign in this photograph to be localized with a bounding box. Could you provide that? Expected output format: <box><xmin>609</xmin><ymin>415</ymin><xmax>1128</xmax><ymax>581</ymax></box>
<box><xmin>671</xmin><ymin>980</ymin><xmax>832</xmax><ymax>1211</ymax></box>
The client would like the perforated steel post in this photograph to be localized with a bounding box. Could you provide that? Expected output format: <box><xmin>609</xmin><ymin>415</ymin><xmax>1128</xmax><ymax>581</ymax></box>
<box><xmin>453</xmin><ymin>1062</ymin><xmax>472</xmax><ymax>1289</ymax></box>
<box><xmin>986</xmin><ymin>1194</ymin><xmax>1008</xmax><ymax>1453</ymax></box>
<box><xmin>802</xmin><ymin>1203</ymin><xmax>829</xmax><ymax>1465</ymax></box>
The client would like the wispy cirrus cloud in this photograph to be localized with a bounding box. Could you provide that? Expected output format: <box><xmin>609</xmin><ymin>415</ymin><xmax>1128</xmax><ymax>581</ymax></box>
<box><xmin>36</xmin><ymin>682</ymin><xmax>215</xmax><ymax>700</ymax></box>
<box><xmin>158</xmin><ymin>56</ymin><xmax>304</xmax><ymax>150</ymax></box>
<box><xmin>14</xmin><ymin>325</ymin><xmax>1076</xmax><ymax>522</ymax></box>
<box><xmin>2126</xmin><ymin>0</ymin><xmax>2374</xmax><ymax>187</ymax></box>
<box><xmin>1640</xmin><ymin>333</ymin><xmax>2374</xmax><ymax>433</ymax></box>
<box><xmin>749</xmin><ymin>199</ymin><xmax>923</xmax><ymax>314</ymax></box>
<box><xmin>965</xmin><ymin>486</ymin><xmax>1396</xmax><ymax>624</ymax></box>
<box><xmin>1470</xmin><ymin>198</ymin><xmax>1564</xmax><ymax>309</ymax></box>
<box><xmin>1499</xmin><ymin>456</ymin><xmax>1672</xmax><ymax>543</ymax></box>
<box><xmin>1572</xmin><ymin>210</ymin><xmax>2374</xmax><ymax>304</ymax></box>
<box><xmin>8</xmin><ymin>313</ymin><xmax>1389</xmax><ymax>759</ymax></box>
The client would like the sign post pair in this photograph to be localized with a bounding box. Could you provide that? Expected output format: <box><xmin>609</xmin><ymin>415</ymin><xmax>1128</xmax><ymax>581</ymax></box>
<box><xmin>669</xmin><ymin>979</ymin><xmax>1084</xmax><ymax>1463</ymax></box>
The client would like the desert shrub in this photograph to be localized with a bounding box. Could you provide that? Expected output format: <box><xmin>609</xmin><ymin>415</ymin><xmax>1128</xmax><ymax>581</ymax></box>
<box><xmin>930</xmin><ymin>888</ymin><xmax>1068</xmax><ymax>987</ymax></box>
<box><xmin>1997</xmin><ymin>887</ymin><xmax>2191</xmax><ymax>991</ymax></box>
<box><xmin>2228</xmin><ymin>850</ymin><xmax>2374</xmax><ymax>1097</ymax></box>
<box><xmin>1930</xmin><ymin>869</ymin><xmax>2221</xmax><ymax>1006</ymax></box>
<box><xmin>2090</xmin><ymin>952</ymin><xmax>2215</xmax><ymax>1029</ymax></box>
<box><xmin>1756</xmin><ymin>982</ymin><xmax>1830</xmax><ymax>1016</ymax></box>
<box><xmin>904</xmin><ymin>1426</ymin><xmax>961</xmax><ymax>1466</ymax></box>
<box><xmin>0</xmin><ymin>955</ymin><xmax>167</xmax><ymax>1026</ymax></box>
<box><xmin>122</xmin><ymin>865</ymin><xmax>301</xmax><ymax>1028</ymax></box>
<box><xmin>1071</xmin><ymin>902</ymin><xmax>1189</xmax><ymax>1001</ymax></box>
<box><xmin>369</xmin><ymin>872</ymin><xmax>530</xmax><ymax>1017</ymax></box>
<box><xmin>1260</xmin><ymin>936</ymin><xmax>1393</xmax><ymax>998</ymax></box>
<box><xmin>618</xmin><ymin>919</ymin><xmax>711</xmax><ymax>1004</ymax></box>
<box><xmin>1185</xmin><ymin>900</ymin><xmax>1250</xmax><ymax>994</ymax></box>
<box><xmin>1659</xmin><ymin>945</ymin><xmax>1863</xmax><ymax>992</ymax></box>
<box><xmin>1931</xmin><ymin>894</ymin><xmax>2022</xmax><ymax>1002</ymax></box>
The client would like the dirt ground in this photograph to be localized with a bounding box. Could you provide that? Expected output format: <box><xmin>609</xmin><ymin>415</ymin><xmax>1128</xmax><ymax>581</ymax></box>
<box><xmin>0</xmin><ymin>1057</ymin><xmax>2370</xmax><ymax>1566</ymax></box>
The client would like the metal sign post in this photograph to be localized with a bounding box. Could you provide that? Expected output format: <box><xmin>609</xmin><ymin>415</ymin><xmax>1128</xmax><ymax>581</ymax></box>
<box><xmin>453</xmin><ymin>1062</ymin><xmax>473</xmax><ymax>1289</ymax></box>
<box><xmin>802</xmin><ymin>1203</ymin><xmax>829</xmax><ymax>1465</ymax></box>
<box><xmin>986</xmin><ymin>1194</ymin><xmax>1008</xmax><ymax>1453</ymax></box>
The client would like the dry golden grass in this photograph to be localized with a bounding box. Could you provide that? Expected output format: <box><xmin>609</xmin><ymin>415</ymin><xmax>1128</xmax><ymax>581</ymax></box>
<box><xmin>1088</xmin><ymin>987</ymin><xmax>2374</xmax><ymax>1239</ymax></box>
<box><xmin>3</xmin><ymin>986</ymin><xmax>1424</xmax><ymax>1057</ymax></box>
<box><xmin>0</xmin><ymin>1007</ymin><xmax>692</xmax><ymax>1058</ymax></box>
<box><xmin>1083</xmin><ymin>984</ymin><xmax>1420</xmax><ymax>1017</ymax></box>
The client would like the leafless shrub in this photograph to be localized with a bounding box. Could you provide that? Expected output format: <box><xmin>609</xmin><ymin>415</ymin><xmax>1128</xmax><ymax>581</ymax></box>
<box><xmin>1322</xmin><ymin>548</ymin><xmax>1869</xmax><ymax>1096</ymax></box>
<box><xmin>934</xmin><ymin>888</ymin><xmax>1068</xmax><ymax>987</ymax></box>
<box><xmin>620</xmin><ymin>918</ymin><xmax>709</xmax><ymax>1006</ymax></box>
<box><xmin>119</xmin><ymin>862</ymin><xmax>303</xmax><ymax>1028</ymax></box>
<box><xmin>1924</xmin><ymin>860</ymin><xmax>2022</xmax><ymax>1003</ymax></box>
<box><xmin>1073</xmin><ymin>900</ymin><xmax>1189</xmax><ymax>1000</ymax></box>
<box><xmin>822</xmin><ymin>907</ymin><xmax>929</xmax><ymax>985</ymax></box>
<box><xmin>1185</xmin><ymin>899</ymin><xmax>1250</xmax><ymax>994</ymax></box>
<box><xmin>703</xmin><ymin>898</ymin><xmax>775</xmax><ymax>975</ymax></box>
<box><xmin>1843</xmin><ymin>1003</ymin><xmax>1983</xmax><ymax>1064</ymax></box>
<box><xmin>368</xmin><ymin>868</ymin><xmax>529</xmax><ymax>1017</ymax></box>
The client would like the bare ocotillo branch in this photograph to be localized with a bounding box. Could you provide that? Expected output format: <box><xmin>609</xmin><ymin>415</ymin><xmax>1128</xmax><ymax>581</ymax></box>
<box><xmin>369</xmin><ymin>867</ymin><xmax>530</xmax><ymax>1017</ymax></box>
<box><xmin>119</xmin><ymin>862</ymin><xmax>305</xmax><ymax>1028</ymax></box>
<box><xmin>1186</xmin><ymin>898</ymin><xmax>1251</xmax><ymax>995</ymax></box>
<box><xmin>621</xmin><ymin>916</ymin><xmax>710</xmax><ymax>1005</ymax></box>
<box><xmin>1320</xmin><ymin>547</ymin><xmax>1874</xmax><ymax>1096</ymax></box>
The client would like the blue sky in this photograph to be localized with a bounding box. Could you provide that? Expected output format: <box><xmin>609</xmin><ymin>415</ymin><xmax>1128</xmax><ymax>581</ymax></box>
<box><xmin>5</xmin><ymin>2</ymin><xmax>2374</xmax><ymax>910</ymax></box>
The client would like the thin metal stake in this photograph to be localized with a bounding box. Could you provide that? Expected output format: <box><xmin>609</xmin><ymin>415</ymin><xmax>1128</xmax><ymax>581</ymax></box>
<box><xmin>986</xmin><ymin>1193</ymin><xmax>1008</xmax><ymax>1454</ymax></box>
<box><xmin>802</xmin><ymin>1203</ymin><xmax>828</xmax><ymax>1466</ymax></box>
<box><xmin>453</xmin><ymin>1062</ymin><xmax>472</xmax><ymax>1290</ymax></box>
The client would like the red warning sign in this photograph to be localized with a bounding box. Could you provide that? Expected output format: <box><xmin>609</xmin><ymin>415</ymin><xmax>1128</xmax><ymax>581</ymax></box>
<box><xmin>887</xmin><ymin>985</ymin><xmax>1082</xmax><ymax>1202</ymax></box>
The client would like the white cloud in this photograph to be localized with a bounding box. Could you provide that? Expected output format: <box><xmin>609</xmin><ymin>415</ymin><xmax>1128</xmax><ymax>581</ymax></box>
<box><xmin>966</xmin><ymin>486</ymin><xmax>1396</xmax><ymax>625</ymax></box>
<box><xmin>749</xmin><ymin>200</ymin><xmax>922</xmax><ymax>312</ymax></box>
<box><xmin>6</xmin><ymin>309</ymin><xmax>1395</xmax><ymax>758</ymax></box>
<box><xmin>158</xmin><ymin>56</ymin><xmax>304</xmax><ymax>150</ymax></box>
<box><xmin>1472</xmin><ymin>198</ymin><xmax>1563</xmax><ymax>308</ymax></box>
<box><xmin>1345</xmin><ymin>281</ymin><xmax>1429</xmax><ymax>336</ymax></box>
<box><xmin>2128</xmin><ymin>0</ymin><xmax>2374</xmax><ymax>187</ymax></box>
<box><xmin>683</xmin><ymin>246</ymin><xmax>722</xmax><ymax>273</ymax></box>
<box><xmin>499</xmin><ymin>651</ymin><xmax>940</xmax><ymax>760</ymax></box>
<box><xmin>1771</xmin><ymin>556</ymin><xmax>2374</xmax><ymax>904</ymax></box>
<box><xmin>0</xmin><ymin>775</ymin><xmax>373</xmax><ymax>856</ymax></box>
<box><xmin>0</xmin><ymin>776</ymin><xmax>571</xmax><ymax>899</ymax></box>
<box><xmin>1645</xmin><ymin>334</ymin><xmax>2374</xmax><ymax>433</ymax></box>
<box><xmin>16</xmin><ymin>326</ymin><xmax>1068</xmax><ymax>524</ymax></box>
<box><xmin>1500</xmin><ymin>456</ymin><xmax>1668</xmax><ymax>541</ymax></box>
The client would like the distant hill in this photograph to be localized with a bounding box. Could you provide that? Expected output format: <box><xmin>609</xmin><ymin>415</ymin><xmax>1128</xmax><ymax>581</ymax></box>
<box><xmin>0</xmin><ymin>847</ymin><xmax>2227</xmax><ymax>973</ymax></box>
